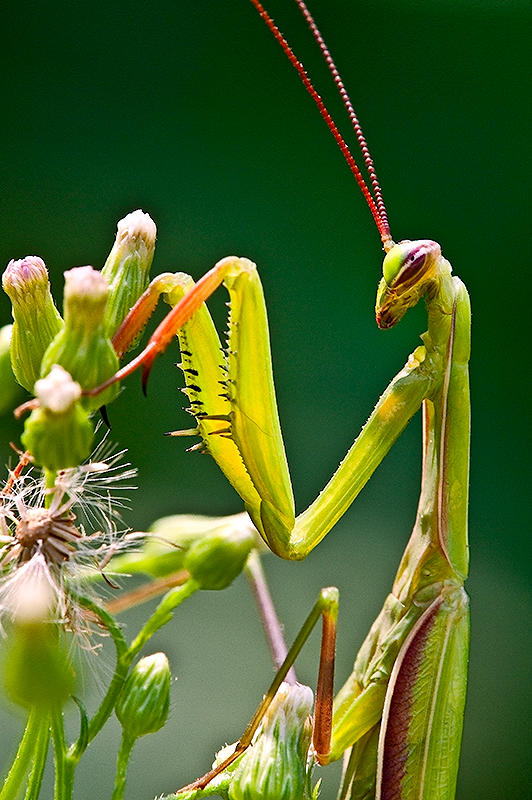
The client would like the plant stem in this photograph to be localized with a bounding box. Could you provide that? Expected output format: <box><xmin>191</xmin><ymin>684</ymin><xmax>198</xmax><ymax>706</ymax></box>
<box><xmin>111</xmin><ymin>732</ymin><xmax>135</xmax><ymax>800</ymax></box>
<box><xmin>43</xmin><ymin>469</ymin><xmax>57</xmax><ymax>507</ymax></box>
<box><xmin>73</xmin><ymin>596</ymin><xmax>128</xmax><ymax>747</ymax></box>
<box><xmin>0</xmin><ymin>709</ymin><xmax>46</xmax><ymax>800</ymax></box>
<box><xmin>24</xmin><ymin>722</ymin><xmax>50</xmax><ymax>800</ymax></box>
<box><xmin>127</xmin><ymin>578</ymin><xmax>199</xmax><ymax>660</ymax></box>
<box><xmin>72</xmin><ymin>581</ymin><xmax>197</xmax><ymax>768</ymax></box>
<box><xmin>51</xmin><ymin>707</ymin><xmax>74</xmax><ymax>800</ymax></box>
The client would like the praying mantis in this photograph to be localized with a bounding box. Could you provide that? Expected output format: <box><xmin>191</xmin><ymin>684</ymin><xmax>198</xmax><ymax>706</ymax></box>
<box><xmin>88</xmin><ymin>1</ymin><xmax>471</xmax><ymax>798</ymax></box>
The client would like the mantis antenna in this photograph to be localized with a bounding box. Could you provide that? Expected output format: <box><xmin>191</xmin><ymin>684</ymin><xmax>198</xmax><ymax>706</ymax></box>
<box><xmin>248</xmin><ymin>0</ymin><xmax>394</xmax><ymax>250</ymax></box>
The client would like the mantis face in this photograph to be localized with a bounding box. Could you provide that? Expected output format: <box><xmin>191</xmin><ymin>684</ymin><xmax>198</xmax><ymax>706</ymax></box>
<box><xmin>375</xmin><ymin>239</ymin><xmax>441</xmax><ymax>329</ymax></box>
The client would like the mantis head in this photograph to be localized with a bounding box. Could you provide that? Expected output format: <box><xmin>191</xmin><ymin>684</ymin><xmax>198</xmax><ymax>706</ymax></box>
<box><xmin>375</xmin><ymin>239</ymin><xmax>441</xmax><ymax>329</ymax></box>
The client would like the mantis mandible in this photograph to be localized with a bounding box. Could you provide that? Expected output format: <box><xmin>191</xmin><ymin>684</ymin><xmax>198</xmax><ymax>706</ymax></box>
<box><xmin>92</xmin><ymin>1</ymin><xmax>471</xmax><ymax>797</ymax></box>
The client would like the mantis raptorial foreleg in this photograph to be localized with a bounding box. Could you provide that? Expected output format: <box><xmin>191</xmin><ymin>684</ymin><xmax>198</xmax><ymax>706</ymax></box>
<box><xmin>98</xmin><ymin>249</ymin><xmax>439</xmax><ymax>560</ymax></box>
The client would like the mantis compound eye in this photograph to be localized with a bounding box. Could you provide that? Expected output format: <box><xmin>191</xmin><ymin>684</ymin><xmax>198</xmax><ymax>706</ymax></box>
<box><xmin>382</xmin><ymin>240</ymin><xmax>441</xmax><ymax>288</ymax></box>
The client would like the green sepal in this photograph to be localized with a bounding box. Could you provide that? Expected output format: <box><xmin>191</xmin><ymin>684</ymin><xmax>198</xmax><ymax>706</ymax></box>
<box><xmin>183</xmin><ymin>518</ymin><xmax>257</xmax><ymax>591</ymax></box>
<box><xmin>109</xmin><ymin>513</ymin><xmax>261</xmax><ymax>580</ymax></box>
<box><xmin>0</xmin><ymin>325</ymin><xmax>26</xmax><ymax>413</ymax></box>
<box><xmin>228</xmin><ymin>683</ymin><xmax>316</xmax><ymax>800</ymax></box>
<box><xmin>171</xmin><ymin>686</ymin><xmax>319</xmax><ymax>800</ymax></box>
<box><xmin>170</xmin><ymin>785</ymin><xmax>230</xmax><ymax>800</ymax></box>
<box><xmin>2</xmin><ymin>256</ymin><xmax>63</xmax><ymax>392</ymax></box>
<box><xmin>170</xmin><ymin>744</ymin><xmax>237</xmax><ymax>799</ymax></box>
<box><xmin>115</xmin><ymin>652</ymin><xmax>171</xmax><ymax>740</ymax></box>
<box><xmin>40</xmin><ymin>266</ymin><xmax>119</xmax><ymax>410</ymax></box>
<box><xmin>21</xmin><ymin>366</ymin><xmax>94</xmax><ymax>470</ymax></box>
<box><xmin>101</xmin><ymin>209</ymin><xmax>156</xmax><ymax>340</ymax></box>
<box><xmin>2</xmin><ymin>622</ymin><xmax>75</xmax><ymax>710</ymax></box>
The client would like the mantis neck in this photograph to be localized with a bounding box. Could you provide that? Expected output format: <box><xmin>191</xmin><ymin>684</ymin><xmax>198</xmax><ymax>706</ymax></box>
<box><xmin>393</xmin><ymin>261</ymin><xmax>471</xmax><ymax>603</ymax></box>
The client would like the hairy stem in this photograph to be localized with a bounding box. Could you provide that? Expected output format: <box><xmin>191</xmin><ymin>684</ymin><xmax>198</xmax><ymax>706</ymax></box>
<box><xmin>127</xmin><ymin>578</ymin><xmax>199</xmax><ymax>660</ymax></box>
<box><xmin>73</xmin><ymin>595</ymin><xmax>128</xmax><ymax>748</ymax></box>
<box><xmin>51</xmin><ymin>708</ymin><xmax>73</xmax><ymax>800</ymax></box>
<box><xmin>111</xmin><ymin>732</ymin><xmax>135</xmax><ymax>800</ymax></box>
<box><xmin>24</xmin><ymin>721</ymin><xmax>50</xmax><ymax>800</ymax></box>
<box><xmin>0</xmin><ymin>709</ymin><xmax>47</xmax><ymax>800</ymax></box>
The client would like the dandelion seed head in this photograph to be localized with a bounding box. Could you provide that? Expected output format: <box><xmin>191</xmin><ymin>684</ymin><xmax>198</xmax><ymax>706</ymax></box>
<box><xmin>0</xmin><ymin>434</ymin><xmax>137</xmax><ymax>644</ymax></box>
<box><xmin>1</xmin><ymin>553</ymin><xmax>60</xmax><ymax>624</ymax></box>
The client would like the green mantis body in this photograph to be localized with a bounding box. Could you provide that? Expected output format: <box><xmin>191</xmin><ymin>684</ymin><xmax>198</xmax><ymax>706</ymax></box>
<box><xmin>110</xmin><ymin>237</ymin><xmax>470</xmax><ymax>800</ymax></box>
<box><xmin>96</xmin><ymin>3</ymin><xmax>472</xmax><ymax>798</ymax></box>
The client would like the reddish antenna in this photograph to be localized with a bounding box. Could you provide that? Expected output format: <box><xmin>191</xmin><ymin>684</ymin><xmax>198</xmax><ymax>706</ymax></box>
<box><xmin>248</xmin><ymin>0</ymin><xmax>393</xmax><ymax>251</ymax></box>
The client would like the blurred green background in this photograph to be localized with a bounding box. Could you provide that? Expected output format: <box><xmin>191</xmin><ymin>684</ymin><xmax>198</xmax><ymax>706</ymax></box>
<box><xmin>1</xmin><ymin>0</ymin><xmax>530</xmax><ymax>798</ymax></box>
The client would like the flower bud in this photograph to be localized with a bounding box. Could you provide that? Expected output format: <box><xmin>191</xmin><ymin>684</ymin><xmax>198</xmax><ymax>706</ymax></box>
<box><xmin>229</xmin><ymin>683</ymin><xmax>315</xmax><ymax>800</ymax></box>
<box><xmin>21</xmin><ymin>365</ymin><xmax>94</xmax><ymax>469</ymax></box>
<box><xmin>0</xmin><ymin>325</ymin><xmax>25</xmax><ymax>413</ymax></box>
<box><xmin>108</xmin><ymin>513</ymin><xmax>259</xmax><ymax>580</ymax></box>
<box><xmin>3</xmin><ymin>623</ymin><xmax>76</xmax><ymax>709</ymax></box>
<box><xmin>1</xmin><ymin>557</ymin><xmax>75</xmax><ymax>709</ymax></box>
<box><xmin>2</xmin><ymin>256</ymin><xmax>63</xmax><ymax>391</ymax></box>
<box><xmin>116</xmin><ymin>653</ymin><xmax>171</xmax><ymax>740</ymax></box>
<box><xmin>183</xmin><ymin>516</ymin><xmax>257</xmax><ymax>590</ymax></box>
<box><xmin>101</xmin><ymin>210</ymin><xmax>157</xmax><ymax>341</ymax></box>
<box><xmin>40</xmin><ymin>266</ymin><xmax>119</xmax><ymax>410</ymax></box>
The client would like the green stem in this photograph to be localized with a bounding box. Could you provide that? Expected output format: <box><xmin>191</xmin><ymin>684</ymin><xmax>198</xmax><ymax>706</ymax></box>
<box><xmin>63</xmin><ymin>582</ymin><xmax>197</xmax><ymax>787</ymax></box>
<box><xmin>73</xmin><ymin>596</ymin><xmax>128</xmax><ymax>747</ymax></box>
<box><xmin>111</xmin><ymin>732</ymin><xmax>135</xmax><ymax>800</ymax></box>
<box><xmin>43</xmin><ymin>469</ymin><xmax>57</xmax><ymax>507</ymax></box>
<box><xmin>127</xmin><ymin>578</ymin><xmax>199</xmax><ymax>660</ymax></box>
<box><xmin>73</xmin><ymin>583</ymin><xmax>197</xmax><ymax>763</ymax></box>
<box><xmin>67</xmin><ymin>698</ymin><xmax>88</xmax><ymax>765</ymax></box>
<box><xmin>51</xmin><ymin>708</ymin><xmax>73</xmax><ymax>800</ymax></box>
<box><xmin>24</xmin><ymin>722</ymin><xmax>50</xmax><ymax>800</ymax></box>
<box><xmin>0</xmin><ymin>709</ymin><xmax>46</xmax><ymax>800</ymax></box>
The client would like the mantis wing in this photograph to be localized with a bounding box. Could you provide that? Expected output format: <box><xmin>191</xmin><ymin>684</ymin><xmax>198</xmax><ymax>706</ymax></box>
<box><xmin>376</xmin><ymin>589</ymin><xmax>469</xmax><ymax>800</ymax></box>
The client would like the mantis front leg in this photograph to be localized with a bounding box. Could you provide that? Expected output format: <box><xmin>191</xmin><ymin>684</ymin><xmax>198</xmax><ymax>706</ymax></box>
<box><xmin>102</xmin><ymin>249</ymin><xmax>436</xmax><ymax>560</ymax></box>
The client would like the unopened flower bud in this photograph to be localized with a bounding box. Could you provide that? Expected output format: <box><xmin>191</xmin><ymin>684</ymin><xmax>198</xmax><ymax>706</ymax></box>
<box><xmin>0</xmin><ymin>325</ymin><xmax>25</xmax><ymax>413</ymax></box>
<box><xmin>3</xmin><ymin>623</ymin><xmax>76</xmax><ymax>709</ymax></box>
<box><xmin>109</xmin><ymin>513</ymin><xmax>259</xmax><ymax>580</ymax></box>
<box><xmin>228</xmin><ymin>683</ymin><xmax>315</xmax><ymax>800</ymax></box>
<box><xmin>40</xmin><ymin>266</ymin><xmax>119</xmax><ymax>410</ymax></box>
<box><xmin>1</xmin><ymin>557</ymin><xmax>75</xmax><ymax>709</ymax></box>
<box><xmin>21</xmin><ymin>365</ymin><xmax>94</xmax><ymax>469</ymax></box>
<box><xmin>116</xmin><ymin>653</ymin><xmax>171</xmax><ymax>740</ymax></box>
<box><xmin>183</xmin><ymin>516</ymin><xmax>257</xmax><ymax>590</ymax></box>
<box><xmin>101</xmin><ymin>210</ymin><xmax>157</xmax><ymax>341</ymax></box>
<box><xmin>2</xmin><ymin>256</ymin><xmax>63</xmax><ymax>391</ymax></box>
